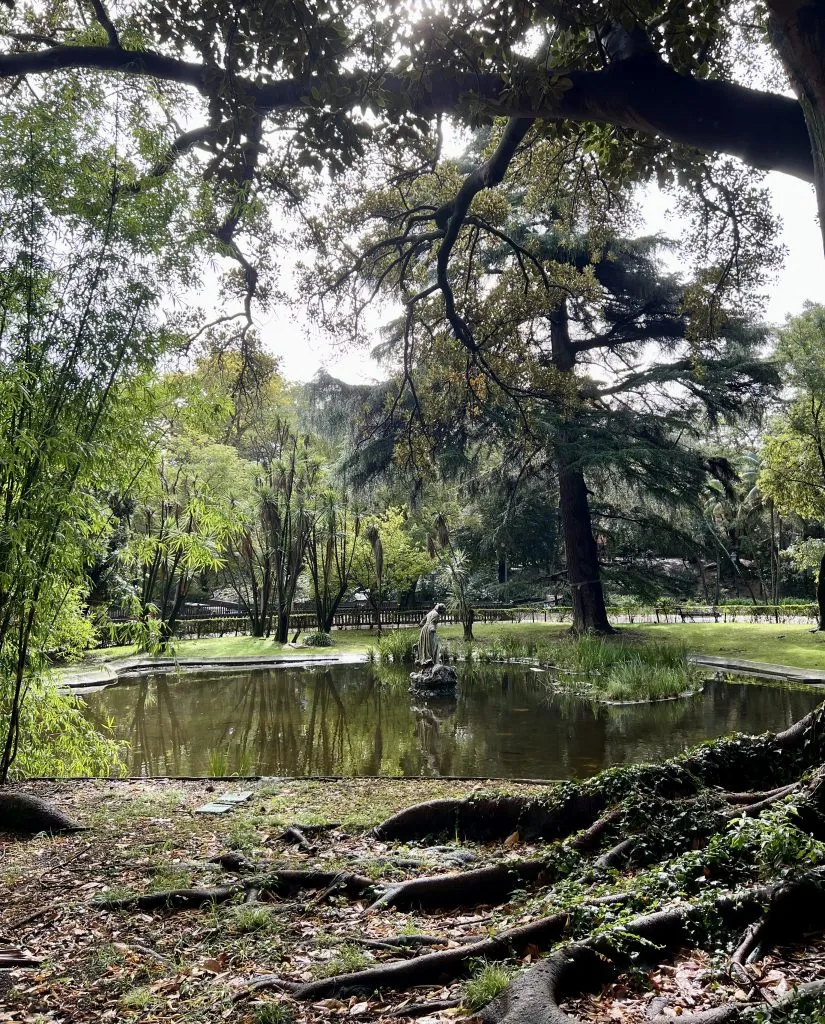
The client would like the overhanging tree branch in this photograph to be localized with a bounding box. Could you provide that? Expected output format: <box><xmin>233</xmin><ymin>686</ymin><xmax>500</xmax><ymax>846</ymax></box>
<box><xmin>0</xmin><ymin>45</ymin><xmax>812</xmax><ymax>181</ymax></box>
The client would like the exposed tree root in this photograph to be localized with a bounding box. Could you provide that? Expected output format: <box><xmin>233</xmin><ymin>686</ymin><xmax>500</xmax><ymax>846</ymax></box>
<box><xmin>647</xmin><ymin>980</ymin><xmax>825</xmax><ymax>1024</ymax></box>
<box><xmin>99</xmin><ymin>869</ymin><xmax>375</xmax><ymax>911</ymax></box>
<box><xmin>0</xmin><ymin>791</ymin><xmax>86</xmax><ymax>835</ymax></box>
<box><xmin>242</xmin><ymin>907</ymin><xmax>584</xmax><ymax>1001</ymax></box>
<box><xmin>478</xmin><ymin>871</ymin><xmax>825</xmax><ymax>1024</ymax></box>
<box><xmin>367</xmin><ymin>861</ymin><xmax>548</xmax><ymax>912</ymax></box>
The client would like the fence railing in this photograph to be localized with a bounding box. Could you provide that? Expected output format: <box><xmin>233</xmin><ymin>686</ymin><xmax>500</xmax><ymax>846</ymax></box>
<box><xmin>98</xmin><ymin>600</ymin><xmax>821</xmax><ymax>647</ymax></box>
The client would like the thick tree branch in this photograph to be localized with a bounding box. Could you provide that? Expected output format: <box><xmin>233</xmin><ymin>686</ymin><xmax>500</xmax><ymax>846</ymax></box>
<box><xmin>0</xmin><ymin>45</ymin><xmax>812</xmax><ymax>182</ymax></box>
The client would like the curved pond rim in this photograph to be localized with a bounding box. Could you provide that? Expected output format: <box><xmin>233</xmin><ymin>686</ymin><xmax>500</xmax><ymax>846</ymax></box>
<box><xmin>9</xmin><ymin>773</ymin><xmax>561</xmax><ymax>784</ymax></box>
<box><xmin>58</xmin><ymin>651</ymin><xmax>825</xmax><ymax>692</ymax></box>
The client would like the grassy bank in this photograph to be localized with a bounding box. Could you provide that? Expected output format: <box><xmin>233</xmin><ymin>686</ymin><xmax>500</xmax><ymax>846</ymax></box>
<box><xmin>86</xmin><ymin>620</ymin><xmax>825</xmax><ymax>671</ymax></box>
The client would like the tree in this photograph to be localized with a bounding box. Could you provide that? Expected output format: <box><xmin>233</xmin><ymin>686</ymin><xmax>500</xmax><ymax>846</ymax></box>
<box><xmin>351</xmin><ymin>508</ymin><xmax>431</xmax><ymax>631</ymax></box>
<box><xmin>305</xmin><ymin>487</ymin><xmax>362</xmax><ymax>634</ymax></box>
<box><xmin>0</xmin><ymin>0</ymin><xmax>819</xmax><ymax>298</ymax></box>
<box><xmin>252</xmin><ymin>419</ymin><xmax>320</xmax><ymax>644</ymax></box>
<box><xmin>760</xmin><ymin>304</ymin><xmax>825</xmax><ymax>626</ymax></box>
<box><xmin>325</xmin><ymin>168</ymin><xmax>776</xmax><ymax>631</ymax></box>
<box><xmin>122</xmin><ymin>436</ymin><xmax>247</xmax><ymax>646</ymax></box>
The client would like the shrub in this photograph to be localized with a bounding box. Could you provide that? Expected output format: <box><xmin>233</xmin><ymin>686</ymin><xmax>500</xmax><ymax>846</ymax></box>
<box><xmin>302</xmin><ymin>631</ymin><xmax>334</xmax><ymax>647</ymax></box>
<box><xmin>3</xmin><ymin>675</ymin><xmax>125</xmax><ymax>779</ymax></box>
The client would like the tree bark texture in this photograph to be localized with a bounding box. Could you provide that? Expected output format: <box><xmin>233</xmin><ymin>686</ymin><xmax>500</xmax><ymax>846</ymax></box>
<box><xmin>767</xmin><ymin>0</ymin><xmax>825</xmax><ymax>251</ymax></box>
<box><xmin>550</xmin><ymin>301</ymin><xmax>613</xmax><ymax>635</ymax></box>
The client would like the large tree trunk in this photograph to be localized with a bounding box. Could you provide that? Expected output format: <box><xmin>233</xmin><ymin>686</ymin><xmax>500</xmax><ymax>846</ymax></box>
<box><xmin>558</xmin><ymin>459</ymin><xmax>613</xmax><ymax>634</ymax></box>
<box><xmin>767</xmin><ymin>0</ymin><xmax>825</xmax><ymax>252</ymax></box>
<box><xmin>551</xmin><ymin>299</ymin><xmax>613</xmax><ymax>635</ymax></box>
<box><xmin>817</xmin><ymin>551</ymin><xmax>825</xmax><ymax>630</ymax></box>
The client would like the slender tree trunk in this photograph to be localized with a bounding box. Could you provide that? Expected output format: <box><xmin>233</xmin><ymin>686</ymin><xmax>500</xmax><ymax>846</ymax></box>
<box><xmin>817</xmin><ymin>551</ymin><xmax>825</xmax><ymax>631</ymax></box>
<box><xmin>557</xmin><ymin>459</ymin><xmax>613</xmax><ymax>634</ymax></box>
<box><xmin>275</xmin><ymin>608</ymin><xmax>290</xmax><ymax>644</ymax></box>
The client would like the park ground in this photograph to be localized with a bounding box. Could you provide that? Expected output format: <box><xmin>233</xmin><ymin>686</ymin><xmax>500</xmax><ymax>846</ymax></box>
<box><xmin>4</xmin><ymin>620</ymin><xmax>825</xmax><ymax>1024</ymax></box>
<box><xmin>4</xmin><ymin>772</ymin><xmax>825</xmax><ymax>1024</ymax></box>
<box><xmin>86</xmin><ymin>620</ymin><xmax>825</xmax><ymax>671</ymax></box>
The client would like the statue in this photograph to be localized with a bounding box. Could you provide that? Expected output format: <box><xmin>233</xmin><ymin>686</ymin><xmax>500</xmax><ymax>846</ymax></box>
<box><xmin>415</xmin><ymin>602</ymin><xmax>446</xmax><ymax>668</ymax></box>
<box><xmin>410</xmin><ymin>602</ymin><xmax>457</xmax><ymax>692</ymax></box>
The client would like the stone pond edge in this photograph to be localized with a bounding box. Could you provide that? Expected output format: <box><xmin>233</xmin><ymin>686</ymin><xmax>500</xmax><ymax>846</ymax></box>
<box><xmin>54</xmin><ymin>651</ymin><xmax>825</xmax><ymax>693</ymax></box>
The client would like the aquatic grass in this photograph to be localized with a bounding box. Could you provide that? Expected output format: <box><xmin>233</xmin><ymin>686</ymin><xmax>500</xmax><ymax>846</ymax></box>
<box><xmin>208</xmin><ymin>748</ymin><xmax>229</xmax><ymax>777</ymax></box>
<box><xmin>376</xmin><ymin>629</ymin><xmax>418</xmax><ymax>663</ymax></box>
<box><xmin>601</xmin><ymin>661</ymin><xmax>699</xmax><ymax>702</ymax></box>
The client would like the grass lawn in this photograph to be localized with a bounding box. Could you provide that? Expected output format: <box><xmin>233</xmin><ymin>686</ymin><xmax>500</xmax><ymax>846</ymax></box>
<box><xmin>86</xmin><ymin>620</ymin><xmax>825</xmax><ymax>671</ymax></box>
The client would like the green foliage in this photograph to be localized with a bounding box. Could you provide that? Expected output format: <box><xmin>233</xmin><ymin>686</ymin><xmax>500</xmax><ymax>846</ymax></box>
<box><xmin>207</xmin><ymin>749</ymin><xmax>229</xmax><ymax>777</ymax></box>
<box><xmin>727</xmin><ymin>804</ymin><xmax>825</xmax><ymax>880</ymax></box>
<box><xmin>302</xmin><ymin>631</ymin><xmax>334</xmax><ymax>647</ymax></box>
<box><xmin>601</xmin><ymin>662</ymin><xmax>698</xmax><ymax>703</ymax></box>
<box><xmin>255</xmin><ymin>1002</ymin><xmax>294</xmax><ymax>1024</ymax></box>
<box><xmin>375</xmin><ymin>628</ymin><xmax>419</xmax><ymax>663</ymax></box>
<box><xmin>230</xmin><ymin>905</ymin><xmax>275</xmax><ymax>934</ymax></box>
<box><xmin>1</xmin><ymin>676</ymin><xmax>125</xmax><ymax>780</ymax></box>
<box><xmin>752</xmin><ymin>989</ymin><xmax>825</xmax><ymax>1024</ymax></box>
<box><xmin>312</xmin><ymin>944</ymin><xmax>372</xmax><ymax>978</ymax></box>
<box><xmin>462</xmin><ymin>961</ymin><xmax>516</xmax><ymax>1010</ymax></box>
<box><xmin>42</xmin><ymin>588</ymin><xmax>100</xmax><ymax>662</ymax></box>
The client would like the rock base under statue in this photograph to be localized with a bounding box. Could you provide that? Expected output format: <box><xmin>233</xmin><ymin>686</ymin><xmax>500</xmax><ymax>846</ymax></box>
<box><xmin>409</xmin><ymin>663</ymin><xmax>458</xmax><ymax>693</ymax></box>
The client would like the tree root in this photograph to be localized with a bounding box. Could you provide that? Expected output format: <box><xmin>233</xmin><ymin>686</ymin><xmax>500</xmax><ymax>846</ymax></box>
<box><xmin>647</xmin><ymin>980</ymin><xmax>825</xmax><ymax>1024</ymax></box>
<box><xmin>375</xmin><ymin>792</ymin><xmax>608</xmax><ymax>844</ymax></box>
<box><xmin>367</xmin><ymin>861</ymin><xmax>548</xmax><ymax>912</ymax></box>
<box><xmin>243</xmin><ymin>906</ymin><xmax>582</xmax><ymax>1001</ymax></box>
<box><xmin>478</xmin><ymin>871</ymin><xmax>825</xmax><ymax>1024</ymax></box>
<box><xmin>0</xmin><ymin>791</ymin><xmax>86</xmax><ymax>835</ymax></box>
<box><xmin>98</xmin><ymin>869</ymin><xmax>375</xmax><ymax>911</ymax></box>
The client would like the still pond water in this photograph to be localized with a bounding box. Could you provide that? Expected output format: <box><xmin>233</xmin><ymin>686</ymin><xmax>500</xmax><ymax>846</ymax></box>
<box><xmin>81</xmin><ymin>663</ymin><xmax>824</xmax><ymax>780</ymax></box>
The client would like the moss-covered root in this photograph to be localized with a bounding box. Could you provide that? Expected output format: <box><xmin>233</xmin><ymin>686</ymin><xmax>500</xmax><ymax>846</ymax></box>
<box><xmin>0</xmin><ymin>790</ymin><xmax>86</xmax><ymax>834</ymax></box>
<box><xmin>479</xmin><ymin>872</ymin><xmax>825</xmax><ymax>1024</ymax></box>
<box><xmin>375</xmin><ymin>700</ymin><xmax>825</xmax><ymax>845</ymax></box>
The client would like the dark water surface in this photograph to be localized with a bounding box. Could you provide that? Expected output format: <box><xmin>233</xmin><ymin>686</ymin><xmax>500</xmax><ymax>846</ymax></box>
<box><xmin>80</xmin><ymin>663</ymin><xmax>825</xmax><ymax>779</ymax></box>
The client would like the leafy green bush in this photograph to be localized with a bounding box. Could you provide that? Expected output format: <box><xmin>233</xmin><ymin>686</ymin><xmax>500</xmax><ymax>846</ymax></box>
<box><xmin>43</xmin><ymin>587</ymin><xmax>100</xmax><ymax>662</ymax></box>
<box><xmin>302</xmin><ymin>631</ymin><xmax>334</xmax><ymax>647</ymax></box>
<box><xmin>3</xmin><ymin>675</ymin><xmax>125</xmax><ymax>779</ymax></box>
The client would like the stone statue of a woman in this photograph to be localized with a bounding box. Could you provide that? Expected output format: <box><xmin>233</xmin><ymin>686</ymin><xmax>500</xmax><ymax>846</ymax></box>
<box><xmin>415</xmin><ymin>602</ymin><xmax>447</xmax><ymax>667</ymax></box>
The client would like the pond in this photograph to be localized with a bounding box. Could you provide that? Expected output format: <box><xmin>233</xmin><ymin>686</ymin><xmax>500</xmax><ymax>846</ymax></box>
<box><xmin>80</xmin><ymin>663</ymin><xmax>825</xmax><ymax>780</ymax></box>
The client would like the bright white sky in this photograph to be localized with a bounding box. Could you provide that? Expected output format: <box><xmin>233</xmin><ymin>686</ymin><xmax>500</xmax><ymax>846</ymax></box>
<box><xmin>258</xmin><ymin>169</ymin><xmax>825</xmax><ymax>385</ymax></box>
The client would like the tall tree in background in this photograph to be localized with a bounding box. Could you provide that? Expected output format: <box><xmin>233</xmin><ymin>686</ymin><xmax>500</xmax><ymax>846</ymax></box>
<box><xmin>760</xmin><ymin>303</ymin><xmax>825</xmax><ymax>628</ymax></box>
<box><xmin>252</xmin><ymin>419</ymin><xmax>319</xmax><ymax>643</ymax></box>
<box><xmin>123</xmin><ymin>438</ymin><xmax>246</xmax><ymax>647</ymax></box>
<box><xmin>305</xmin><ymin>487</ymin><xmax>361</xmax><ymax>634</ymax></box>
<box><xmin>320</xmin><ymin>148</ymin><xmax>776</xmax><ymax>631</ymax></box>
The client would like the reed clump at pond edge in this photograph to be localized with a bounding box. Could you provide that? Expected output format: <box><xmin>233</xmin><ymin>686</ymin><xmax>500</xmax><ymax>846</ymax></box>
<box><xmin>371</xmin><ymin>631</ymin><xmax>700</xmax><ymax>704</ymax></box>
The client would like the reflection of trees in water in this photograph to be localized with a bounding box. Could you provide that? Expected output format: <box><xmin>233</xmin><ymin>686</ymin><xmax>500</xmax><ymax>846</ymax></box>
<box><xmin>81</xmin><ymin>667</ymin><xmax>824</xmax><ymax>780</ymax></box>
